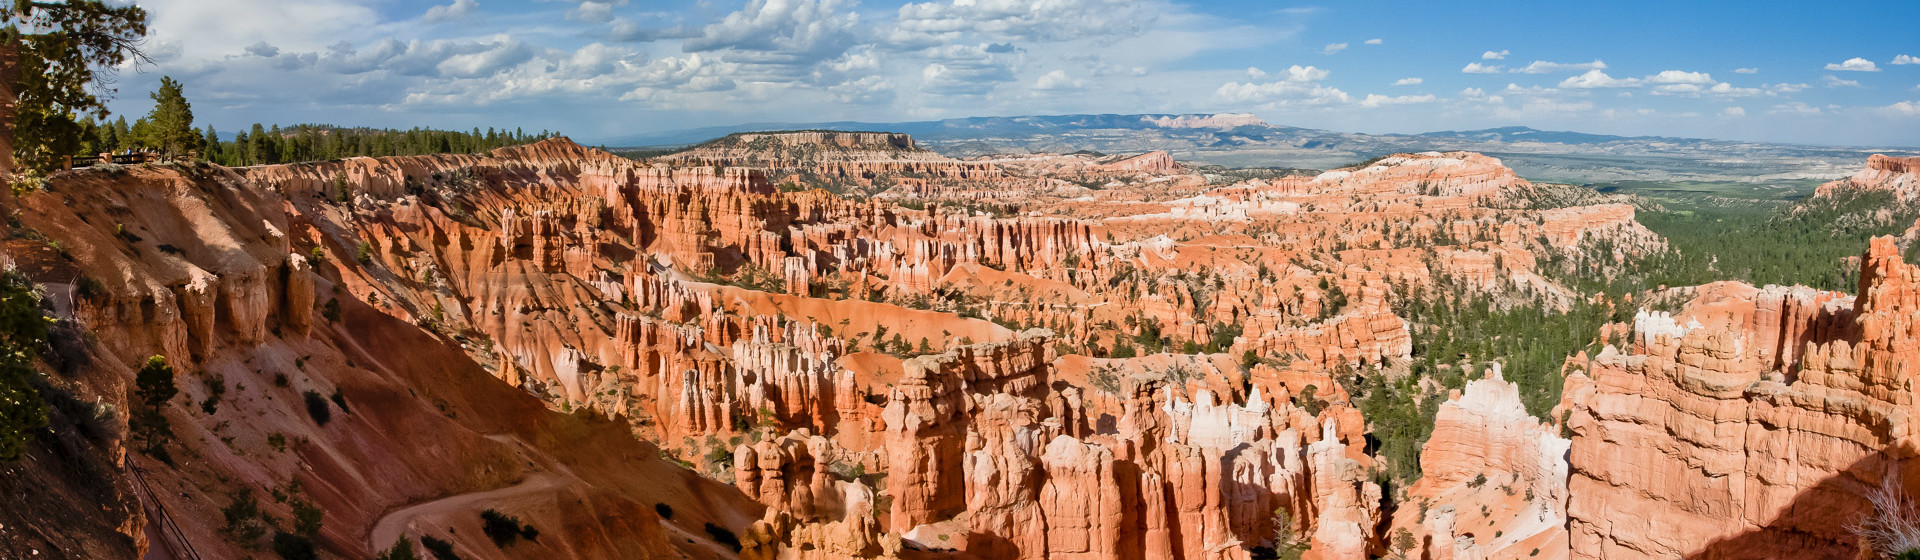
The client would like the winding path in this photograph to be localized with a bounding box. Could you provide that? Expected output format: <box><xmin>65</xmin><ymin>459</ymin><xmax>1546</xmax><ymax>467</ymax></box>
<box><xmin>365</xmin><ymin>472</ymin><xmax>569</xmax><ymax>552</ymax></box>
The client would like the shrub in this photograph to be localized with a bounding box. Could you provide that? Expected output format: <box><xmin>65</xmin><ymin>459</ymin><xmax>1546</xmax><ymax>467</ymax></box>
<box><xmin>420</xmin><ymin>536</ymin><xmax>462</xmax><ymax>560</ymax></box>
<box><xmin>375</xmin><ymin>536</ymin><xmax>421</xmax><ymax>560</ymax></box>
<box><xmin>271</xmin><ymin>531</ymin><xmax>317</xmax><ymax>560</ymax></box>
<box><xmin>329</xmin><ymin>388</ymin><xmax>349</xmax><ymax>414</ymax></box>
<box><xmin>290</xmin><ymin>497</ymin><xmax>323</xmax><ymax>537</ymax></box>
<box><xmin>1851</xmin><ymin>478</ymin><xmax>1920</xmax><ymax>560</ymax></box>
<box><xmin>322</xmin><ymin>298</ymin><xmax>341</xmax><ymax>323</ymax></box>
<box><xmin>303</xmin><ymin>390</ymin><xmax>331</xmax><ymax>426</ymax></box>
<box><xmin>220</xmin><ymin>489</ymin><xmax>269</xmax><ymax>547</ymax></box>
<box><xmin>705</xmin><ymin>522</ymin><xmax>741</xmax><ymax>552</ymax></box>
<box><xmin>654</xmin><ymin>503</ymin><xmax>674</xmax><ymax>520</ymax></box>
<box><xmin>200</xmin><ymin>373</ymin><xmax>226</xmax><ymax>414</ymax></box>
<box><xmin>481</xmin><ymin>509</ymin><xmax>530</xmax><ymax>547</ymax></box>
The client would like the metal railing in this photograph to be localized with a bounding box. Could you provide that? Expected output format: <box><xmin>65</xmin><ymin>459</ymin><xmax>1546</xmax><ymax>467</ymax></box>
<box><xmin>127</xmin><ymin>457</ymin><xmax>204</xmax><ymax>560</ymax></box>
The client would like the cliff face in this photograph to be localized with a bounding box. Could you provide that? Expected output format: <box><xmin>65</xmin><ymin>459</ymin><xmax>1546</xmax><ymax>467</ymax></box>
<box><xmin>1561</xmin><ymin>238</ymin><xmax>1920</xmax><ymax>560</ymax></box>
<box><xmin>5</xmin><ymin>130</ymin><xmax>1774</xmax><ymax>560</ymax></box>
<box><xmin>1813</xmin><ymin>154</ymin><xmax>1920</xmax><ymax>201</ymax></box>
<box><xmin>2</xmin><ymin>159</ymin><xmax>764</xmax><ymax>559</ymax></box>
<box><xmin>1393</xmin><ymin>366</ymin><xmax>1572</xmax><ymax>560</ymax></box>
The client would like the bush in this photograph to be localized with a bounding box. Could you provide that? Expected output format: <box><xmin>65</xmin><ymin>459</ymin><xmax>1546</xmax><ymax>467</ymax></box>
<box><xmin>271</xmin><ymin>531</ymin><xmax>317</xmax><ymax>560</ymax></box>
<box><xmin>303</xmin><ymin>390</ymin><xmax>331</xmax><ymax>426</ymax></box>
<box><xmin>705</xmin><ymin>522</ymin><xmax>741</xmax><ymax>552</ymax></box>
<box><xmin>654</xmin><ymin>502</ymin><xmax>674</xmax><ymax>519</ymax></box>
<box><xmin>220</xmin><ymin>489</ymin><xmax>269</xmax><ymax>547</ymax></box>
<box><xmin>420</xmin><ymin>536</ymin><xmax>462</xmax><ymax>560</ymax></box>
<box><xmin>1851</xmin><ymin>478</ymin><xmax>1920</xmax><ymax>560</ymax></box>
<box><xmin>480</xmin><ymin>509</ymin><xmax>533</xmax><ymax>548</ymax></box>
<box><xmin>375</xmin><ymin>536</ymin><xmax>421</xmax><ymax>560</ymax></box>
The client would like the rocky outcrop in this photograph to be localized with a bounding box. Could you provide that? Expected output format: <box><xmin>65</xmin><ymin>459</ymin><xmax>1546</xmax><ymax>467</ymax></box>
<box><xmin>1813</xmin><ymin>154</ymin><xmax>1920</xmax><ymax>201</ymax></box>
<box><xmin>1396</xmin><ymin>366</ymin><xmax>1571</xmax><ymax>560</ymax></box>
<box><xmin>1562</xmin><ymin>237</ymin><xmax>1920</xmax><ymax>559</ymax></box>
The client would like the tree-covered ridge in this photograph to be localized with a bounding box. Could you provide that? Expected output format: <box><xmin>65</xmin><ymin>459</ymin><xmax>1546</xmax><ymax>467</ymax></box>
<box><xmin>76</xmin><ymin>120</ymin><xmax>559</xmax><ymax>167</ymax></box>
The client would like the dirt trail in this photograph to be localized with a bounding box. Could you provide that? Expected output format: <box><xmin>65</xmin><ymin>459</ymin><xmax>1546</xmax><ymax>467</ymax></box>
<box><xmin>365</xmin><ymin>434</ymin><xmax>574</xmax><ymax>552</ymax></box>
<box><xmin>364</xmin><ymin>471</ymin><xmax>569</xmax><ymax>552</ymax></box>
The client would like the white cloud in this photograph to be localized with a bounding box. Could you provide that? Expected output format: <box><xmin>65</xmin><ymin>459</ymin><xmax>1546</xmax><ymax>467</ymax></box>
<box><xmin>1895</xmin><ymin>55</ymin><xmax>1920</xmax><ymax>65</ymax></box>
<box><xmin>1706</xmin><ymin>82</ymin><xmax>1760</xmax><ymax>97</ymax></box>
<box><xmin>1823</xmin><ymin>75</ymin><xmax>1862</xmax><ymax>88</ymax></box>
<box><xmin>685</xmin><ymin>0</ymin><xmax>862</xmax><ymax>62</ymax></box>
<box><xmin>1560</xmin><ymin>69</ymin><xmax>1639</xmax><ymax>88</ymax></box>
<box><xmin>1359</xmin><ymin>93</ymin><xmax>1435</xmax><ymax>107</ymax></box>
<box><xmin>1364</xmin><ymin>38</ymin><xmax>1383</xmax><ymax>45</ymax></box>
<box><xmin>1887</xmin><ymin>100</ymin><xmax>1920</xmax><ymax>116</ymax></box>
<box><xmin>1769</xmin><ymin>82</ymin><xmax>1810</xmax><ymax>94</ymax></box>
<box><xmin>1512</xmin><ymin>59</ymin><xmax>1606</xmax><ymax>74</ymax></box>
<box><xmin>1246</xmin><ymin>67</ymin><xmax>1266</xmax><ymax>79</ymax></box>
<box><xmin>1214</xmin><ymin>65</ymin><xmax>1349</xmax><ymax>106</ymax></box>
<box><xmin>423</xmin><ymin>0</ymin><xmax>478</xmax><ymax>23</ymax></box>
<box><xmin>1825</xmin><ymin>57</ymin><xmax>1880</xmax><ymax>72</ymax></box>
<box><xmin>570</xmin><ymin>1</ymin><xmax>616</xmax><ymax>23</ymax></box>
<box><xmin>1734</xmin><ymin>67</ymin><xmax>1758</xmax><ymax>74</ymax></box>
<box><xmin>1769</xmin><ymin>102</ymin><xmax>1821</xmax><ymax>115</ymax></box>
<box><xmin>1721</xmin><ymin>106</ymin><xmax>1745</xmax><ymax>117</ymax></box>
<box><xmin>1034</xmin><ymin>69</ymin><xmax>1083</xmax><ymax>91</ymax></box>
<box><xmin>1322</xmin><ymin>42</ymin><xmax>1348</xmax><ymax>54</ymax></box>
<box><xmin>894</xmin><ymin>0</ymin><xmax>1156</xmax><ymax>44</ymax></box>
<box><xmin>1462</xmin><ymin>62</ymin><xmax>1502</xmax><ymax>74</ymax></box>
<box><xmin>1392</xmin><ymin>77</ymin><xmax>1422</xmax><ymax>86</ymax></box>
<box><xmin>1648</xmin><ymin>70</ymin><xmax>1714</xmax><ymax>84</ymax></box>
<box><xmin>1481</xmin><ymin>50</ymin><xmax>1509</xmax><ymax>60</ymax></box>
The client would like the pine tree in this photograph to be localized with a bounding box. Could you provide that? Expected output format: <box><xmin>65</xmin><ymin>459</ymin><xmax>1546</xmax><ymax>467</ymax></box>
<box><xmin>0</xmin><ymin>1</ymin><xmax>150</xmax><ymax>175</ymax></box>
<box><xmin>142</xmin><ymin>76</ymin><xmax>195</xmax><ymax>158</ymax></box>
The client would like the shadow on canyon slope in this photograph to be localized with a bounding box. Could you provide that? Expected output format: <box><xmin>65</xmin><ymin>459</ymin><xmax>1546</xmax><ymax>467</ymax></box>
<box><xmin>1684</xmin><ymin>441</ymin><xmax>1919</xmax><ymax>560</ymax></box>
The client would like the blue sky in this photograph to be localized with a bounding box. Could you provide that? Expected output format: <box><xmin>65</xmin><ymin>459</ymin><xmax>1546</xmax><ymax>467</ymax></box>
<box><xmin>109</xmin><ymin>0</ymin><xmax>1920</xmax><ymax>147</ymax></box>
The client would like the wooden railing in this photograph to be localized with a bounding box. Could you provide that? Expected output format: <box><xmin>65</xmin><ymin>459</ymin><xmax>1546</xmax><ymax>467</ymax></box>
<box><xmin>67</xmin><ymin>152</ymin><xmax>159</xmax><ymax>169</ymax></box>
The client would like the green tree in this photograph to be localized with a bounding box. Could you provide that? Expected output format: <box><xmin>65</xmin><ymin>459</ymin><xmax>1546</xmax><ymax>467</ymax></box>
<box><xmin>374</xmin><ymin>536</ymin><xmax>422</xmax><ymax>560</ymax></box>
<box><xmin>0</xmin><ymin>1</ymin><xmax>150</xmax><ymax>175</ymax></box>
<box><xmin>0</xmin><ymin>272</ymin><xmax>46</xmax><ymax>461</ymax></box>
<box><xmin>131</xmin><ymin>355</ymin><xmax>176</xmax><ymax>457</ymax></box>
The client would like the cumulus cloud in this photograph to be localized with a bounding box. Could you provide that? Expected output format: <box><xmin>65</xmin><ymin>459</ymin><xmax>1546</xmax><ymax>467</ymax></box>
<box><xmin>1364</xmin><ymin>38</ymin><xmax>1382</xmax><ymax>45</ymax></box>
<box><xmin>1482</xmin><ymin>50</ymin><xmax>1509</xmax><ymax>60</ymax></box>
<box><xmin>1322</xmin><ymin>42</ymin><xmax>1348</xmax><ymax>54</ymax></box>
<box><xmin>1560</xmin><ymin>69</ymin><xmax>1638</xmax><ymax>88</ymax></box>
<box><xmin>1895</xmin><ymin>55</ymin><xmax>1919</xmax><ymax>65</ymax></box>
<box><xmin>570</xmin><ymin>1</ymin><xmax>615</xmax><ymax>23</ymax></box>
<box><xmin>1734</xmin><ymin>67</ymin><xmax>1758</xmax><ymax>74</ymax></box>
<box><xmin>1771</xmin><ymin>102</ymin><xmax>1821</xmax><ymax>115</ymax></box>
<box><xmin>684</xmin><ymin>0</ymin><xmax>862</xmax><ymax>63</ymax></box>
<box><xmin>1214</xmin><ymin>65</ymin><xmax>1349</xmax><ymax>106</ymax></box>
<box><xmin>1359</xmin><ymin>93</ymin><xmax>1435</xmax><ymax>107</ymax></box>
<box><xmin>1462</xmin><ymin>62</ymin><xmax>1502</xmax><ymax>74</ymax></box>
<box><xmin>1392</xmin><ymin>77</ymin><xmax>1422</xmax><ymax>86</ymax></box>
<box><xmin>893</xmin><ymin>0</ymin><xmax>1155</xmax><ymax>44</ymax></box>
<box><xmin>423</xmin><ymin>0</ymin><xmax>478</xmax><ymax>23</ymax></box>
<box><xmin>918</xmin><ymin>43</ymin><xmax>1020</xmax><ymax>95</ymax></box>
<box><xmin>1823</xmin><ymin>75</ymin><xmax>1862</xmax><ymax>88</ymax></box>
<box><xmin>245</xmin><ymin>41</ymin><xmax>280</xmax><ymax>58</ymax></box>
<box><xmin>1825</xmin><ymin>57</ymin><xmax>1879</xmax><ymax>72</ymax></box>
<box><xmin>1034</xmin><ymin>69</ymin><xmax>1083</xmax><ymax>91</ymax></box>
<box><xmin>1512</xmin><ymin>59</ymin><xmax>1606</xmax><ymax>74</ymax></box>
<box><xmin>1888</xmin><ymin>100</ymin><xmax>1920</xmax><ymax>116</ymax></box>
<box><xmin>1721</xmin><ymin>106</ymin><xmax>1745</xmax><ymax>117</ymax></box>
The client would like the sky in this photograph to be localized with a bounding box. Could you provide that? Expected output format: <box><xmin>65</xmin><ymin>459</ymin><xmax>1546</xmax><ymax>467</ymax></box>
<box><xmin>103</xmin><ymin>0</ymin><xmax>1920</xmax><ymax>147</ymax></box>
